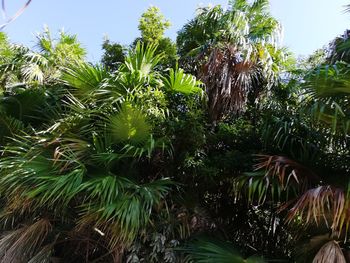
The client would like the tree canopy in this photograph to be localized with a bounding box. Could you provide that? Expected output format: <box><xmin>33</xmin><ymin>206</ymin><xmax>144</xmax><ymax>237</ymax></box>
<box><xmin>0</xmin><ymin>1</ymin><xmax>349</xmax><ymax>262</ymax></box>
<box><xmin>138</xmin><ymin>6</ymin><xmax>171</xmax><ymax>44</ymax></box>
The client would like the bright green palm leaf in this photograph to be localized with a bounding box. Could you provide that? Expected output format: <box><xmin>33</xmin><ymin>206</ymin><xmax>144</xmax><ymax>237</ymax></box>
<box><xmin>110</xmin><ymin>103</ymin><xmax>151</xmax><ymax>144</ymax></box>
<box><xmin>163</xmin><ymin>68</ymin><xmax>203</xmax><ymax>95</ymax></box>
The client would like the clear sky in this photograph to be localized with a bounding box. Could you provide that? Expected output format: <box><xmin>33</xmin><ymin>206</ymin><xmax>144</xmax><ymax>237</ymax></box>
<box><xmin>2</xmin><ymin>0</ymin><xmax>349</xmax><ymax>61</ymax></box>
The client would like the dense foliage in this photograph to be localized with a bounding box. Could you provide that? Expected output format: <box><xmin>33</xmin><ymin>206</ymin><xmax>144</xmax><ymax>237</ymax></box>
<box><xmin>0</xmin><ymin>0</ymin><xmax>349</xmax><ymax>262</ymax></box>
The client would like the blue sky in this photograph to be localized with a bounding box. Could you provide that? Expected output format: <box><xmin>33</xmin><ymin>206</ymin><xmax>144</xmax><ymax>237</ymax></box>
<box><xmin>3</xmin><ymin>0</ymin><xmax>349</xmax><ymax>61</ymax></box>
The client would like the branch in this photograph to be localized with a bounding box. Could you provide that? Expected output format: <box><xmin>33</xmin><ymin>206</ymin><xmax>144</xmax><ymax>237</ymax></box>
<box><xmin>0</xmin><ymin>0</ymin><xmax>32</xmax><ymax>30</ymax></box>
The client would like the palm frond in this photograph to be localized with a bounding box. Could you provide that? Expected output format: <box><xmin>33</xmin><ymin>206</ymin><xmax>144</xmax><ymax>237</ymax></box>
<box><xmin>302</xmin><ymin>62</ymin><xmax>350</xmax><ymax>135</ymax></box>
<box><xmin>35</xmin><ymin>27</ymin><xmax>53</xmax><ymax>54</ymax></box>
<box><xmin>61</xmin><ymin>62</ymin><xmax>109</xmax><ymax>98</ymax></box>
<box><xmin>163</xmin><ymin>68</ymin><xmax>203</xmax><ymax>95</ymax></box>
<box><xmin>182</xmin><ymin>238</ymin><xmax>265</xmax><ymax>263</ymax></box>
<box><xmin>304</xmin><ymin>62</ymin><xmax>350</xmax><ymax>98</ymax></box>
<box><xmin>254</xmin><ymin>154</ymin><xmax>319</xmax><ymax>189</ymax></box>
<box><xmin>120</xmin><ymin>135</ymin><xmax>171</xmax><ymax>159</ymax></box>
<box><xmin>122</xmin><ymin>41</ymin><xmax>163</xmax><ymax>76</ymax></box>
<box><xmin>36</xmin><ymin>27</ymin><xmax>86</xmax><ymax>63</ymax></box>
<box><xmin>202</xmin><ymin>45</ymin><xmax>263</xmax><ymax>121</ymax></box>
<box><xmin>109</xmin><ymin>103</ymin><xmax>151</xmax><ymax>145</ymax></box>
<box><xmin>230</xmin><ymin>0</ymin><xmax>249</xmax><ymax>12</ymax></box>
<box><xmin>0</xmin><ymin>137</ymin><xmax>85</xmax><ymax>209</ymax></box>
<box><xmin>78</xmin><ymin>178</ymin><xmax>173</xmax><ymax>247</ymax></box>
<box><xmin>235</xmin><ymin>155</ymin><xmax>319</xmax><ymax>205</ymax></box>
<box><xmin>26</xmin><ymin>168</ymin><xmax>85</xmax><ymax>208</ymax></box>
<box><xmin>261</xmin><ymin>115</ymin><xmax>324</xmax><ymax>162</ymax></box>
<box><xmin>0</xmin><ymin>219</ymin><xmax>52</xmax><ymax>263</ymax></box>
<box><xmin>0</xmin><ymin>112</ymin><xmax>25</xmax><ymax>142</ymax></box>
<box><xmin>55</xmin><ymin>30</ymin><xmax>86</xmax><ymax>61</ymax></box>
<box><xmin>234</xmin><ymin>171</ymin><xmax>274</xmax><ymax>204</ymax></box>
<box><xmin>27</xmin><ymin>243</ymin><xmax>54</xmax><ymax>263</ymax></box>
<box><xmin>81</xmin><ymin>174</ymin><xmax>134</xmax><ymax>206</ymax></box>
<box><xmin>250</xmin><ymin>0</ymin><xmax>270</xmax><ymax>14</ymax></box>
<box><xmin>177</xmin><ymin>0</ymin><xmax>285</xmax><ymax>122</ymax></box>
<box><xmin>287</xmin><ymin>186</ymin><xmax>350</xmax><ymax>237</ymax></box>
<box><xmin>115</xmin><ymin>42</ymin><xmax>163</xmax><ymax>92</ymax></box>
<box><xmin>21</xmin><ymin>63</ymin><xmax>44</xmax><ymax>84</ymax></box>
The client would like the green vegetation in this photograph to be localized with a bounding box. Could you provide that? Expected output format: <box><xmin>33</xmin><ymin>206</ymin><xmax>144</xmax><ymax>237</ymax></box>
<box><xmin>0</xmin><ymin>0</ymin><xmax>349</xmax><ymax>262</ymax></box>
<box><xmin>138</xmin><ymin>6</ymin><xmax>171</xmax><ymax>44</ymax></box>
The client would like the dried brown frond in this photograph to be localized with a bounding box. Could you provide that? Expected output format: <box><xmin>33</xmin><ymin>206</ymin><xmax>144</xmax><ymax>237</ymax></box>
<box><xmin>0</xmin><ymin>192</ymin><xmax>35</xmax><ymax>229</ymax></box>
<box><xmin>287</xmin><ymin>186</ymin><xmax>350</xmax><ymax>237</ymax></box>
<box><xmin>0</xmin><ymin>219</ymin><xmax>52</xmax><ymax>263</ymax></box>
<box><xmin>64</xmin><ymin>227</ymin><xmax>114</xmax><ymax>263</ymax></box>
<box><xmin>201</xmin><ymin>45</ymin><xmax>263</xmax><ymax>122</ymax></box>
<box><xmin>233</xmin><ymin>155</ymin><xmax>319</xmax><ymax>205</ymax></box>
<box><xmin>254</xmin><ymin>154</ymin><xmax>320</xmax><ymax>191</ymax></box>
<box><xmin>312</xmin><ymin>240</ymin><xmax>346</xmax><ymax>263</ymax></box>
<box><xmin>52</xmin><ymin>138</ymin><xmax>90</xmax><ymax>172</ymax></box>
<box><xmin>27</xmin><ymin>243</ymin><xmax>54</xmax><ymax>263</ymax></box>
<box><xmin>3</xmin><ymin>190</ymin><xmax>34</xmax><ymax>215</ymax></box>
<box><xmin>76</xmin><ymin>213</ymin><xmax>130</xmax><ymax>252</ymax></box>
<box><xmin>74</xmin><ymin>217</ymin><xmax>127</xmax><ymax>263</ymax></box>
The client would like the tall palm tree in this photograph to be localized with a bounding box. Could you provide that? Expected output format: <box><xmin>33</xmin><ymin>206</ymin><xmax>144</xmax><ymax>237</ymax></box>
<box><xmin>177</xmin><ymin>0</ymin><xmax>290</xmax><ymax>122</ymax></box>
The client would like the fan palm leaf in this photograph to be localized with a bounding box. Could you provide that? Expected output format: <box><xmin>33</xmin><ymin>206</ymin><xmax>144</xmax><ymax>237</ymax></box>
<box><xmin>302</xmin><ymin>62</ymin><xmax>350</xmax><ymax>135</ymax></box>
<box><xmin>109</xmin><ymin>103</ymin><xmax>151</xmax><ymax>145</ymax></box>
<box><xmin>162</xmin><ymin>68</ymin><xmax>203</xmax><ymax>95</ymax></box>
<box><xmin>182</xmin><ymin>238</ymin><xmax>265</xmax><ymax>263</ymax></box>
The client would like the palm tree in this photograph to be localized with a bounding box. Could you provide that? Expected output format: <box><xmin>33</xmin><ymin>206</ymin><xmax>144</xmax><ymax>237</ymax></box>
<box><xmin>235</xmin><ymin>53</ymin><xmax>350</xmax><ymax>262</ymax></box>
<box><xmin>177</xmin><ymin>0</ymin><xmax>290</xmax><ymax>122</ymax></box>
<box><xmin>0</xmin><ymin>41</ymin><xmax>204</xmax><ymax>262</ymax></box>
<box><xmin>0</xmin><ymin>27</ymin><xmax>85</xmax><ymax>89</ymax></box>
<box><xmin>0</xmin><ymin>28</ymin><xmax>86</xmax><ymax>145</ymax></box>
